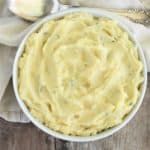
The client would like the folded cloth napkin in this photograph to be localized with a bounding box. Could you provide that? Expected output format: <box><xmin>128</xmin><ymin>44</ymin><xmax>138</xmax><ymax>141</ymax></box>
<box><xmin>0</xmin><ymin>0</ymin><xmax>149</xmax><ymax>123</ymax></box>
<box><xmin>61</xmin><ymin>0</ymin><xmax>144</xmax><ymax>8</ymax></box>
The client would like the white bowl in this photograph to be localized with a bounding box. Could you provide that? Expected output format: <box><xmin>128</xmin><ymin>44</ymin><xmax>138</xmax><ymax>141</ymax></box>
<box><xmin>13</xmin><ymin>8</ymin><xmax>147</xmax><ymax>142</ymax></box>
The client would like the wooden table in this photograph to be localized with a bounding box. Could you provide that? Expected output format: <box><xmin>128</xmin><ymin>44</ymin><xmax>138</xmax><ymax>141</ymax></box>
<box><xmin>0</xmin><ymin>76</ymin><xmax>149</xmax><ymax>150</ymax></box>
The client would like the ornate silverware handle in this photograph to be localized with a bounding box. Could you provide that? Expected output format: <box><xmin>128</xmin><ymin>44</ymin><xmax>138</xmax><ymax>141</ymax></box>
<box><xmin>105</xmin><ymin>8</ymin><xmax>150</xmax><ymax>26</ymax></box>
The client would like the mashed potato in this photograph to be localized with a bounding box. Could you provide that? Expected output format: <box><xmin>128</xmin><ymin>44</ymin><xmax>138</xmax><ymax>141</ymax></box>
<box><xmin>18</xmin><ymin>13</ymin><xmax>143</xmax><ymax>136</ymax></box>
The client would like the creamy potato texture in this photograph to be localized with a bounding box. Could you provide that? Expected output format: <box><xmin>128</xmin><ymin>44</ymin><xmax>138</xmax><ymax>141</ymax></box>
<box><xmin>19</xmin><ymin>13</ymin><xmax>143</xmax><ymax>136</ymax></box>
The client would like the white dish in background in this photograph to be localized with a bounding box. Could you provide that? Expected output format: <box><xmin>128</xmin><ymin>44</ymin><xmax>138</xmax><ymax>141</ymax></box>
<box><xmin>13</xmin><ymin>8</ymin><xmax>147</xmax><ymax>142</ymax></box>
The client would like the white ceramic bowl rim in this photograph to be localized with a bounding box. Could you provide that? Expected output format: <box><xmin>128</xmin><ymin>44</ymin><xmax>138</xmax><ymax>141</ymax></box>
<box><xmin>13</xmin><ymin>8</ymin><xmax>147</xmax><ymax>142</ymax></box>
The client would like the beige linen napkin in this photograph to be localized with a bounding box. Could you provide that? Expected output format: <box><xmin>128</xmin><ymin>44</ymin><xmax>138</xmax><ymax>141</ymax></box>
<box><xmin>0</xmin><ymin>0</ymin><xmax>30</xmax><ymax>122</ymax></box>
<box><xmin>0</xmin><ymin>0</ymin><xmax>149</xmax><ymax>122</ymax></box>
<box><xmin>60</xmin><ymin>0</ymin><xmax>144</xmax><ymax>8</ymax></box>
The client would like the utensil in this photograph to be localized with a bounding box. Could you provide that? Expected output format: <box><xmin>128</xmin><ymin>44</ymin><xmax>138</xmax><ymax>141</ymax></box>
<box><xmin>13</xmin><ymin>8</ymin><xmax>147</xmax><ymax>142</ymax></box>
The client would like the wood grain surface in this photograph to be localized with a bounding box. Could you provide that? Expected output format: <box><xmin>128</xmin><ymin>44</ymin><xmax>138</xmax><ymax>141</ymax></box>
<box><xmin>0</xmin><ymin>75</ymin><xmax>149</xmax><ymax>150</ymax></box>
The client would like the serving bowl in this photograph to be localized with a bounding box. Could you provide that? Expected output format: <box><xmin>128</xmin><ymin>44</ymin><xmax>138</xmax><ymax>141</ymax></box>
<box><xmin>13</xmin><ymin>8</ymin><xmax>147</xmax><ymax>142</ymax></box>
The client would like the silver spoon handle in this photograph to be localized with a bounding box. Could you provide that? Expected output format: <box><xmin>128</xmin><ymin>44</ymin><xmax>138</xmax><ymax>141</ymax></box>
<box><xmin>104</xmin><ymin>8</ymin><xmax>150</xmax><ymax>26</ymax></box>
